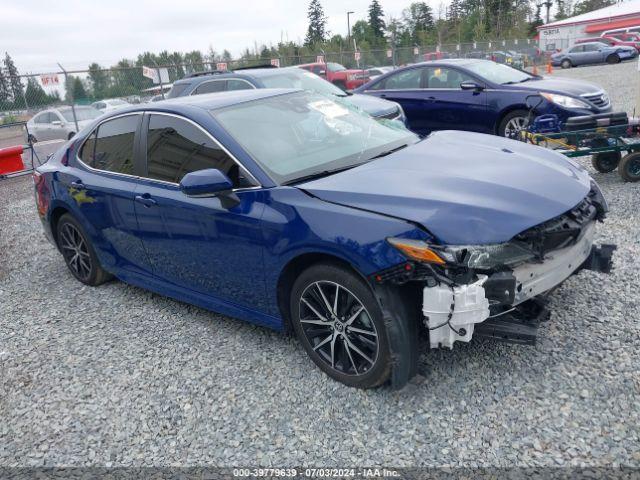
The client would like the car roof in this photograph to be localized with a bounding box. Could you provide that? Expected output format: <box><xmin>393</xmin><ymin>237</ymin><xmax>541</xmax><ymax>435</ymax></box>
<box><xmin>122</xmin><ymin>88</ymin><xmax>301</xmax><ymax>113</ymax></box>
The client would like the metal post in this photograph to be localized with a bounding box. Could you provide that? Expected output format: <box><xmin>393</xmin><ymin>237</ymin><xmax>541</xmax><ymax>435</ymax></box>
<box><xmin>57</xmin><ymin>63</ymin><xmax>79</xmax><ymax>132</ymax></box>
<box><xmin>347</xmin><ymin>11</ymin><xmax>354</xmax><ymax>47</ymax></box>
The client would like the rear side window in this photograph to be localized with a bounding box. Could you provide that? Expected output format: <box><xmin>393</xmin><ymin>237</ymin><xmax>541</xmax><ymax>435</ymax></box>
<box><xmin>382</xmin><ymin>68</ymin><xmax>423</xmax><ymax>90</ymax></box>
<box><xmin>81</xmin><ymin>115</ymin><xmax>139</xmax><ymax>174</ymax></box>
<box><xmin>570</xmin><ymin>45</ymin><xmax>585</xmax><ymax>53</ymax></box>
<box><xmin>144</xmin><ymin>114</ymin><xmax>255</xmax><ymax>188</ymax></box>
<box><xmin>193</xmin><ymin>80</ymin><xmax>226</xmax><ymax>95</ymax></box>
<box><xmin>166</xmin><ymin>83</ymin><xmax>191</xmax><ymax>98</ymax></box>
<box><xmin>226</xmin><ymin>79</ymin><xmax>254</xmax><ymax>91</ymax></box>
<box><xmin>34</xmin><ymin>113</ymin><xmax>51</xmax><ymax>124</ymax></box>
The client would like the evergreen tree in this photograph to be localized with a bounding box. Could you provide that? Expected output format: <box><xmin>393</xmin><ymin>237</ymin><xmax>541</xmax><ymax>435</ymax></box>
<box><xmin>572</xmin><ymin>0</ymin><xmax>614</xmax><ymax>16</ymax></box>
<box><xmin>25</xmin><ymin>77</ymin><xmax>57</xmax><ymax>107</ymax></box>
<box><xmin>368</xmin><ymin>0</ymin><xmax>386</xmax><ymax>39</ymax></box>
<box><xmin>88</xmin><ymin>63</ymin><xmax>109</xmax><ymax>99</ymax></box>
<box><xmin>305</xmin><ymin>0</ymin><xmax>328</xmax><ymax>46</ymax></box>
<box><xmin>403</xmin><ymin>2</ymin><xmax>435</xmax><ymax>42</ymax></box>
<box><xmin>4</xmin><ymin>53</ymin><xmax>24</xmax><ymax>107</ymax></box>
<box><xmin>0</xmin><ymin>66</ymin><xmax>10</xmax><ymax>105</ymax></box>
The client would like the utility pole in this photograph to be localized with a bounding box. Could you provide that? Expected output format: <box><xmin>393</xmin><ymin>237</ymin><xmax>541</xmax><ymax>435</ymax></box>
<box><xmin>347</xmin><ymin>11</ymin><xmax>354</xmax><ymax>47</ymax></box>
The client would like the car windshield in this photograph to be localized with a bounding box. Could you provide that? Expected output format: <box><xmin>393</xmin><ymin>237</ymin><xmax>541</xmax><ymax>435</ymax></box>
<box><xmin>465</xmin><ymin>60</ymin><xmax>534</xmax><ymax>84</ymax></box>
<box><xmin>327</xmin><ymin>62</ymin><xmax>346</xmax><ymax>72</ymax></box>
<box><xmin>259</xmin><ymin>69</ymin><xmax>346</xmax><ymax>97</ymax></box>
<box><xmin>212</xmin><ymin>91</ymin><xmax>418</xmax><ymax>185</ymax></box>
<box><xmin>59</xmin><ymin>107</ymin><xmax>102</xmax><ymax>122</ymax></box>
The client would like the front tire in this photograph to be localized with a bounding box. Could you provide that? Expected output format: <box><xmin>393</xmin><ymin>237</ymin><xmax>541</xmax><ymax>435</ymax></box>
<box><xmin>56</xmin><ymin>213</ymin><xmax>112</xmax><ymax>286</ymax></box>
<box><xmin>290</xmin><ymin>263</ymin><xmax>391</xmax><ymax>388</ymax></box>
<box><xmin>619</xmin><ymin>152</ymin><xmax>640</xmax><ymax>182</ymax></box>
<box><xmin>498</xmin><ymin>110</ymin><xmax>529</xmax><ymax>138</ymax></box>
<box><xmin>606</xmin><ymin>53</ymin><xmax>621</xmax><ymax>64</ymax></box>
<box><xmin>561</xmin><ymin>59</ymin><xmax>572</xmax><ymax>69</ymax></box>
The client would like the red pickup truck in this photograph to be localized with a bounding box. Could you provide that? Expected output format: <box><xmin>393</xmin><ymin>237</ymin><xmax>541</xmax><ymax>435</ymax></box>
<box><xmin>298</xmin><ymin>62</ymin><xmax>370</xmax><ymax>90</ymax></box>
<box><xmin>576</xmin><ymin>35</ymin><xmax>640</xmax><ymax>52</ymax></box>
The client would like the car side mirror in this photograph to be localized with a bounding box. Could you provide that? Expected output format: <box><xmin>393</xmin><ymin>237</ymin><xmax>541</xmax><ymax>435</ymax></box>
<box><xmin>460</xmin><ymin>81</ymin><xmax>483</xmax><ymax>91</ymax></box>
<box><xmin>180</xmin><ymin>168</ymin><xmax>233</xmax><ymax>197</ymax></box>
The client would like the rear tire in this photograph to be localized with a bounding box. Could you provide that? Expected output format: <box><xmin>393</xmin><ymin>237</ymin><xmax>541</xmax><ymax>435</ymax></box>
<box><xmin>290</xmin><ymin>263</ymin><xmax>393</xmax><ymax>389</ymax></box>
<box><xmin>606</xmin><ymin>54</ymin><xmax>621</xmax><ymax>64</ymax></box>
<box><xmin>561</xmin><ymin>59</ymin><xmax>572</xmax><ymax>69</ymax></box>
<box><xmin>619</xmin><ymin>152</ymin><xmax>640</xmax><ymax>182</ymax></box>
<box><xmin>591</xmin><ymin>151</ymin><xmax>621</xmax><ymax>173</ymax></box>
<box><xmin>498</xmin><ymin>109</ymin><xmax>529</xmax><ymax>138</ymax></box>
<box><xmin>56</xmin><ymin>213</ymin><xmax>112</xmax><ymax>286</ymax></box>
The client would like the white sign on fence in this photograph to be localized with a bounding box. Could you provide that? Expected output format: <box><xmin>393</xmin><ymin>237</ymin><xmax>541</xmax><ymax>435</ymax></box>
<box><xmin>354</xmin><ymin>51</ymin><xmax>361</xmax><ymax>61</ymax></box>
<box><xmin>316</xmin><ymin>55</ymin><xmax>325</xmax><ymax>63</ymax></box>
<box><xmin>473</xmin><ymin>42</ymin><xmax>477</xmax><ymax>49</ymax></box>
<box><xmin>270</xmin><ymin>58</ymin><xmax>280</xmax><ymax>67</ymax></box>
<box><xmin>413</xmin><ymin>47</ymin><xmax>419</xmax><ymax>55</ymax></box>
<box><xmin>514</xmin><ymin>39</ymin><xmax>519</xmax><ymax>45</ymax></box>
<box><xmin>216</xmin><ymin>62</ymin><xmax>228</xmax><ymax>71</ymax></box>
<box><xmin>502</xmin><ymin>40</ymin><xmax>506</xmax><ymax>46</ymax></box>
<box><xmin>386</xmin><ymin>49</ymin><xmax>392</xmax><ymax>58</ymax></box>
<box><xmin>40</xmin><ymin>73</ymin><xmax>59</xmax><ymax>86</ymax></box>
<box><xmin>142</xmin><ymin>66</ymin><xmax>169</xmax><ymax>84</ymax></box>
<box><xmin>456</xmin><ymin>44</ymin><xmax>460</xmax><ymax>51</ymax></box>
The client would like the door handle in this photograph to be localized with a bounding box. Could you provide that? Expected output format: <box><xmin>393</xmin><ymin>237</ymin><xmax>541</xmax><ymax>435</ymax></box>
<box><xmin>424</xmin><ymin>96</ymin><xmax>437</xmax><ymax>103</ymax></box>
<box><xmin>135</xmin><ymin>194</ymin><xmax>157</xmax><ymax>207</ymax></box>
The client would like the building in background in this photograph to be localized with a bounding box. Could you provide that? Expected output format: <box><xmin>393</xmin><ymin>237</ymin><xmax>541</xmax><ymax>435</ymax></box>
<box><xmin>538</xmin><ymin>0</ymin><xmax>640</xmax><ymax>51</ymax></box>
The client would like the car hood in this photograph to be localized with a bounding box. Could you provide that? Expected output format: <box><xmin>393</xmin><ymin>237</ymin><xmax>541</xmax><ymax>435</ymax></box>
<box><xmin>343</xmin><ymin>93</ymin><xmax>399</xmax><ymax>117</ymax></box>
<box><xmin>508</xmin><ymin>76</ymin><xmax>603</xmax><ymax>96</ymax></box>
<box><xmin>299</xmin><ymin>131</ymin><xmax>592</xmax><ymax>245</ymax></box>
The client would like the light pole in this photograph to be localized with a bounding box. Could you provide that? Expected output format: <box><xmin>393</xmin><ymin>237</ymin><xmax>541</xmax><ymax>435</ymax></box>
<box><xmin>347</xmin><ymin>11</ymin><xmax>354</xmax><ymax>47</ymax></box>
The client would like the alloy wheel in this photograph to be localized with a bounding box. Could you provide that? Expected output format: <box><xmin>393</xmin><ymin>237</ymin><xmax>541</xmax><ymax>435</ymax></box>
<box><xmin>504</xmin><ymin>116</ymin><xmax>527</xmax><ymax>138</ymax></box>
<box><xmin>299</xmin><ymin>280</ymin><xmax>379</xmax><ymax>376</ymax></box>
<box><xmin>59</xmin><ymin>222</ymin><xmax>92</xmax><ymax>281</ymax></box>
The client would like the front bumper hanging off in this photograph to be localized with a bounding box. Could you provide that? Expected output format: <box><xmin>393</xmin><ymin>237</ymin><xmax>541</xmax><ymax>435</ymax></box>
<box><xmin>423</xmin><ymin>225</ymin><xmax>616</xmax><ymax>349</ymax></box>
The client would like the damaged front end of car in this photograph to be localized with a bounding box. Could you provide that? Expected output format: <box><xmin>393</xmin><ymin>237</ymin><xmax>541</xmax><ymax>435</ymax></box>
<box><xmin>373</xmin><ymin>182</ymin><xmax>616</xmax><ymax>350</ymax></box>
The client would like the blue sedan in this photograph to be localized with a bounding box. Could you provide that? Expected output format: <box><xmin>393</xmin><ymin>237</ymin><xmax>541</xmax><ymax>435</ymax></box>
<box><xmin>355</xmin><ymin>59</ymin><xmax>612</xmax><ymax>137</ymax></box>
<box><xmin>34</xmin><ymin>89</ymin><xmax>613</xmax><ymax>389</ymax></box>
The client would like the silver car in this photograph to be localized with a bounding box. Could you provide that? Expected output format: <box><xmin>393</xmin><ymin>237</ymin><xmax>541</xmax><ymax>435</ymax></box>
<box><xmin>26</xmin><ymin>106</ymin><xmax>102</xmax><ymax>142</ymax></box>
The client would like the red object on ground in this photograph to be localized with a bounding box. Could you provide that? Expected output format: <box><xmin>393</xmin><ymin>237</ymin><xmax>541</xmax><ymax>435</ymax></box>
<box><xmin>0</xmin><ymin>145</ymin><xmax>25</xmax><ymax>175</ymax></box>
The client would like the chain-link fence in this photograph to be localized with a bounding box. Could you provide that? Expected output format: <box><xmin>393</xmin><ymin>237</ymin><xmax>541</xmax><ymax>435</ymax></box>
<box><xmin>0</xmin><ymin>37</ymin><xmax>570</xmax><ymax>124</ymax></box>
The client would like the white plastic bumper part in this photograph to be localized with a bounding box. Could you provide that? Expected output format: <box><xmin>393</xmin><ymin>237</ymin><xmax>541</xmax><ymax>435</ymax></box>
<box><xmin>423</xmin><ymin>276</ymin><xmax>490</xmax><ymax>349</ymax></box>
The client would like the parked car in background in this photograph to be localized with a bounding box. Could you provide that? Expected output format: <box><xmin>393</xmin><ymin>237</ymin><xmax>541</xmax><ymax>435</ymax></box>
<box><xmin>488</xmin><ymin>51</ymin><xmax>524</xmax><ymax>68</ymax></box>
<box><xmin>27</xmin><ymin>106</ymin><xmax>102</xmax><ymax>142</ymax></box>
<box><xmin>91</xmin><ymin>98</ymin><xmax>131</xmax><ymax>113</ymax></box>
<box><xmin>605</xmin><ymin>31</ymin><xmax>640</xmax><ymax>44</ymax></box>
<box><xmin>576</xmin><ymin>36</ymin><xmax>640</xmax><ymax>52</ymax></box>
<box><xmin>297</xmin><ymin>62</ymin><xmax>370</xmax><ymax>90</ymax></box>
<box><xmin>367</xmin><ymin>66</ymin><xmax>394</xmax><ymax>81</ymax></box>
<box><xmin>423</xmin><ymin>51</ymin><xmax>451</xmax><ymax>61</ymax></box>
<box><xmin>165</xmin><ymin>67</ymin><xmax>406</xmax><ymax>125</ymax></box>
<box><xmin>34</xmin><ymin>88</ymin><xmax>613</xmax><ymax>389</ymax></box>
<box><xmin>356</xmin><ymin>58</ymin><xmax>612</xmax><ymax>137</ymax></box>
<box><xmin>551</xmin><ymin>41</ymin><xmax>637</xmax><ymax>68</ymax></box>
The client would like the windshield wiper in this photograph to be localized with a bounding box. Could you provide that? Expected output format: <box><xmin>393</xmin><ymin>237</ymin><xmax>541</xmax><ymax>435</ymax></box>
<box><xmin>502</xmin><ymin>77</ymin><xmax>534</xmax><ymax>85</ymax></box>
<box><xmin>282</xmin><ymin>164</ymin><xmax>365</xmax><ymax>186</ymax></box>
<box><xmin>368</xmin><ymin>143</ymin><xmax>409</xmax><ymax>160</ymax></box>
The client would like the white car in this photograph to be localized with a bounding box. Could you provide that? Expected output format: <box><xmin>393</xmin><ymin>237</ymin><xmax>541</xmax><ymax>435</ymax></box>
<box><xmin>26</xmin><ymin>106</ymin><xmax>102</xmax><ymax>142</ymax></box>
<box><xmin>91</xmin><ymin>98</ymin><xmax>131</xmax><ymax>113</ymax></box>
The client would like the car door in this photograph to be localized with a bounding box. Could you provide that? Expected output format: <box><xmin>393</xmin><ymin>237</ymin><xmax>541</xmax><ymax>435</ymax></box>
<box><xmin>133</xmin><ymin>112</ymin><xmax>267</xmax><ymax>309</ymax></box>
<box><xmin>419</xmin><ymin>66</ymin><xmax>489</xmax><ymax>133</ymax></box>
<box><xmin>568</xmin><ymin>45</ymin><xmax>587</xmax><ymax>65</ymax></box>
<box><xmin>365</xmin><ymin>66</ymin><xmax>430</xmax><ymax>134</ymax></box>
<box><xmin>583</xmin><ymin>43</ymin><xmax>604</xmax><ymax>64</ymax></box>
<box><xmin>50</xmin><ymin>111</ymin><xmax>67</xmax><ymax>140</ymax></box>
<box><xmin>69</xmin><ymin>113</ymin><xmax>148</xmax><ymax>274</ymax></box>
<box><xmin>32</xmin><ymin>112</ymin><xmax>51</xmax><ymax>141</ymax></box>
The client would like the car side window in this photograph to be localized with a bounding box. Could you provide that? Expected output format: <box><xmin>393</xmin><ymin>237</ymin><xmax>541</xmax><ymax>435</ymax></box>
<box><xmin>145</xmin><ymin>114</ymin><xmax>255</xmax><ymax>188</ymax></box>
<box><xmin>193</xmin><ymin>80</ymin><xmax>226</xmax><ymax>95</ymax></box>
<box><xmin>34</xmin><ymin>113</ymin><xmax>49</xmax><ymax>124</ymax></box>
<box><xmin>82</xmin><ymin>115</ymin><xmax>139</xmax><ymax>174</ymax></box>
<box><xmin>425</xmin><ymin>67</ymin><xmax>473</xmax><ymax>89</ymax></box>
<box><xmin>382</xmin><ymin>68</ymin><xmax>424</xmax><ymax>90</ymax></box>
<box><xmin>570</xmin><ymin>45</ymin><xmax>585</xmax><ymax>53</ymax></box>
<box><xmin>226</xmin><ymin>79</ymin><xmax>254</xmax><ymax>91</ymax></box>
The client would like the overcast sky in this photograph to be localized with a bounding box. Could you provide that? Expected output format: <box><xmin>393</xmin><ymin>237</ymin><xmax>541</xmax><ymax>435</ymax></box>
<box><xmin>3</xmin><ymin>0</ymin><xmax>423</xmax><ymax>73</ymax></box>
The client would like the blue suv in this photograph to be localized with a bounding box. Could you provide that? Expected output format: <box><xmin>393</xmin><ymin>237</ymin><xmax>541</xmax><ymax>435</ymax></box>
<box><xmin>166</xmin><ymin>66</ymin><xmax>406</xmax><ymax>124</ymax></box>
<box><xmin>355</xmin><ymin>59</ymin><xmax>612</xmax><ymax>137</ymax></box>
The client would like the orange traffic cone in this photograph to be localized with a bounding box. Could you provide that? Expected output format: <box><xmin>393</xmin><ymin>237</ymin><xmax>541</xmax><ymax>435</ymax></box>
<box><xmin>546</xmin><ymin>61</ymin><xmax>553</xmax><ymax>74</ymax></box>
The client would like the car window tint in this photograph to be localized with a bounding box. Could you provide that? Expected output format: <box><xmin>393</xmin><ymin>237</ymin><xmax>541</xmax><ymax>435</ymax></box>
<box><xmin>89</xmin><ymin>115</ymin><xmax>139</xmax><ymax>174</ymax></box>
<box><xmin>383</xmin><ymin>68</ymin><xmax>423</xmax><ymax>89</ymax></box>
<box><xmin>570</xmin><ymin>45</ymin><xmax>584</xmax><ymax>53</ymax></box>
<box><xmin>145</xmin><ymin>114</ymin><xmax>254</xmax><ymax>188</ymax></box>
<box><xmin>425</xmin><ymin>67</ymin><xmax>473</xmax><ymax>89</ymax></box>
<box><xmin>584</xmin><ymin>44</ymin><xmax>600</xmax><ymax>51</ymax></box>
<box><xmin>193</xmin><ymin>80</ymin><xmax>226</xmax><ymax>95</ymax></box>
<box><xmin>166</xmin><ymin>83</ymin><xmax>190</xmax><ymax>99</ymax></box>
<box><xmin>79</xmin><ymin>130</ymin><xmax>97</xmax><ymax>165</ymax></box>
<box><xmin>226</xmin><ymin>79</ymin><xmax>254</xmax><ymax>91</ymax></box>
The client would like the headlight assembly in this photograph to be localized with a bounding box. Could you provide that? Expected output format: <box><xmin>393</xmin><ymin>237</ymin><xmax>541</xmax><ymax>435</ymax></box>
<box><xmin>387</xmin><ymin>237</ymin><xmax>536</xmax><ymax>270</ymax></box>
<box><xmin>540</xmin><ymin>92</ymin><xmax>591</xmax><ymax>109</ymax></box>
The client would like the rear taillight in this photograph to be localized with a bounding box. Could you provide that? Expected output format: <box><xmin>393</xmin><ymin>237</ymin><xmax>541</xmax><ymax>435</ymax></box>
<box><xmin>33</xmin><ymin>171</ymin><xmax>49</xmax><ymax>217</ymax></box>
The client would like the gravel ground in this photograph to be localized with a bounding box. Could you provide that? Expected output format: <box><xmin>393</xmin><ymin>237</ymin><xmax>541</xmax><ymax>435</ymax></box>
<box><xmin>1</xmin><ymin>63</ymin><xmax>640</xmax><ymax>469</ymax></box>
